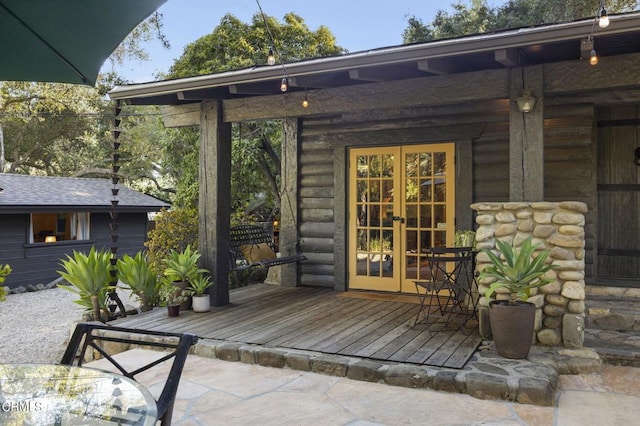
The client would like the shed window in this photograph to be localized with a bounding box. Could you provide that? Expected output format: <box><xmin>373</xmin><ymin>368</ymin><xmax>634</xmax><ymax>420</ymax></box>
<box><xmin>30</xmin><ymin>212</ymin><xmax>90</xmax><ymax>243</ymax></box>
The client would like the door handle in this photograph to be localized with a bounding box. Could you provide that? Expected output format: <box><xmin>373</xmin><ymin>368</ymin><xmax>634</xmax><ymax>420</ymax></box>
<box><xmin>392</xmin><ymin>216</ymin><xmax>405</xmax><ymax>223</ymax></box>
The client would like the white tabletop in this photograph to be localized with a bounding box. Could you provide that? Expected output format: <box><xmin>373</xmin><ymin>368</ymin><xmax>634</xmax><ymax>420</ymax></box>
<box><xmin>0</xmin><ymin>363</ymin><xmax>157</xmax><ymax>425</ymax></box>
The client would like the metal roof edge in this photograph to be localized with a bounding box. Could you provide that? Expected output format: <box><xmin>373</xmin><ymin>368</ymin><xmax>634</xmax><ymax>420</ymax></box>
<box><xmin>109</xmin><ymin>12</ymin><xmax>640</xmax><ymax>101</ymax></box>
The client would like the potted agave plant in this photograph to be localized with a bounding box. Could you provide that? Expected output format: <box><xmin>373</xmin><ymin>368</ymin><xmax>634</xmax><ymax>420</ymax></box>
<box><xmin>478</xmin><ymin>236</ymin><xmax>556</xmax><ymax>359</ymax></box>
<box><xmin>187</xmin><ymin>272</ymin><xmax>214</xmax><ymax>313</ymax></box>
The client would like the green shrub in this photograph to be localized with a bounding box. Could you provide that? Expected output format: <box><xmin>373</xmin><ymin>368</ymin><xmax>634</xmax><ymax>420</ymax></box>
<box><xmin>117</xmin><ymin>252</ymin><xmax>159</xmax><ymax>311</ymax></box>
<box><xmin>145</xmin><ymin>208</ymin><xmax>198</xmax><ymax>274</ymax></box>
<box><xmin>0</xmin><ymin>264</ymin><xmax>11</xmax><ymax>302</ymax></box>
<box><xmin>58</xmin><ymin>247</ymin><xmax>111</xmax><ymax>321</ymax></box>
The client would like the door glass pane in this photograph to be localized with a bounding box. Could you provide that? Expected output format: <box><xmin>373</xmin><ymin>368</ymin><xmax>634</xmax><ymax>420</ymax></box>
<box><xmin>420</xmin><ymin>205</ymin><xmax>432</xmax><ymax>229</ymax></box>
<box><xmin>382</xmin><ymin>155</ymin><xmax>394</xmax><ymax>177</ymax></box>
<box><xmin>369</xmin><ymin>180</ymin><xmax>380</xmax><ymax>202</ymax></box>
<box><xmin>357</xmin><ymin>181</ymin><xmax>367</xmax><ymax>202</ymax></box>
<box><xmin>406</xmin><ymin>256</ymin><xmax>417</xmax><ymax>279</ymax></box>
<box><xmin>369</xmin><ymin>155</ymin><xmax>381</xmax><ymax>177</ymax></box>
<box><xmin>382</xmin><ymin>180</ymin><xmax>394</xmax><ymax>202</ymax></box>
<box><xmin>419</xmin><ymin>152</ymin><xmax>432</xmax><ymax>176</ymax></box>
<box><xmin>405</xmin><ymin>153</ymin><xmax>418</xmax><ymax>177</ymax></box>
<box><xmin>406</xmin><ymin>230</ymin><xmax>417</xmax><ymax>253</ymax></box>
<box><xmin>382</xmin><ymin>204</ymin><xmax>394</xmax><ymax>227</ymax></box>
<box><xmin>369</xmin><ymin>205</ymin><xmax>380</xmax><ymax>227</ymax></box>
<box><xmin>406</xmin><ymin>179</ymin><xmax>418</xmax><ymax>202</ymax></box>
<box><xmin>420</xmin><ymin>178</ymin><xmax>432</xmax><ymax>202</ymax></box>
<box><xmin>434</xmin><ymin>205</ymin><xmax>446</xmax><ymax>229</ymax></box>
<box><xmin>406</xmin><ymin>205</ymin><xmax>418</xmax><ymax>227</ymax></box>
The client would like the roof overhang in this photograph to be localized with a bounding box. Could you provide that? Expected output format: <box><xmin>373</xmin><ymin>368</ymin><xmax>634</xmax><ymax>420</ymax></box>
<box><xmin>109</xmin><ymin>12</ymin><xmax>640</xmax><ymax>105</ymax></box>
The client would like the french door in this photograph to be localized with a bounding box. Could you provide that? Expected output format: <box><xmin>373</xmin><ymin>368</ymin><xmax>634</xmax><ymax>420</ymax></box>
<box><xmin>348</xmin><ymin>144</ymin><xmax>456</xmax><ymax>292</ymax></box>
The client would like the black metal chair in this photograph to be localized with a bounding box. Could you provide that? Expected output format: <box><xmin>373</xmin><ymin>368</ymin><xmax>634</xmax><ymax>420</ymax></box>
<box><xmin>61</xmin><ymin>322</ymin><xmax>198</xmax><ymax>425</ymax></box>
<box><xmin>413</xmin><ymin>247</ymin><xmax>478</xmax><ymax>330</ymax></box>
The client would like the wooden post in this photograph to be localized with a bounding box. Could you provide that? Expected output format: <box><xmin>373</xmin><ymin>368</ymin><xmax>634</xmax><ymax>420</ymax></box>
<box><xmin>280</xmin><ymin>118</ymin><xmax>300</xmax><ymax>287</ymax></box>
<box><xmin>509</xmin><ymin>65</ymin><xmax>544</xmax><ymax>201</ymax></box>
<box><xmin>199</xmin><ymin>101</ymin><xmax>231</xmax><ymax>305</ymax></box>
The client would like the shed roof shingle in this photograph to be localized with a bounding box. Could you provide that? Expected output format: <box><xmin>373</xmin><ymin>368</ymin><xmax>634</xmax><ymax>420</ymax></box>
<box><xmin>0</xmin><ymin>174</ymin><xmax>169</xmax><ymax>212</ymax></box>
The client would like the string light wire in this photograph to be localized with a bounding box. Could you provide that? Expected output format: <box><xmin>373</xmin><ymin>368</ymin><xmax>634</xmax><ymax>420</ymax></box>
<box><xmin>255</xmin><ymin>0</ymin><xmax>290</xmax><ymax>91</ymax></box>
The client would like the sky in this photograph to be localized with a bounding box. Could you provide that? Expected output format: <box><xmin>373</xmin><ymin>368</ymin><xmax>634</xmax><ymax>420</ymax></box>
<box><xmin>113</xmin><ymin>0</ymin><xmax>505</xmax><ymax>83</ymax></box>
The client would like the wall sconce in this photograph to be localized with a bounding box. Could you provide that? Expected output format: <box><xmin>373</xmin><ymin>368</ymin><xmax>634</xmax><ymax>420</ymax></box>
<box><xmin>516</xmin><ymin>92</ymin><xmax>537</xmax><ymax>113</ymax></box>
<box><xmin>44</xmin><ymin>235</ymin><xmax>57</xmax><ymax>243</ymax></box>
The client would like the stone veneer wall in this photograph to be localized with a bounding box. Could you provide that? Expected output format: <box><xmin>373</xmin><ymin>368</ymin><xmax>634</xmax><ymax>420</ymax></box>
<box><xmin>471</xmin><ymin>201</ymin><xmax>588</xmax><ymax>349</ymax></box>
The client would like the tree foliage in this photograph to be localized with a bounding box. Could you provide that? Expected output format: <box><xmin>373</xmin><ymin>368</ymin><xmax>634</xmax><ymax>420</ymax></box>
<box><xmin>144</xmin><ymin>208</ymin><xmax>199</xmax><ymax>274</ymax></box>
<box><xmin>164</xmin><ymin>13</ymin><xmax>344</xmax><ymax>214</ymax></box>
<box><xmin>0</xmin><ymin>82</ymin><xmax>105</xmax><ymax>175</ymax></box>
<box><xmin>403</xmin><ymin>0</ymin><xmax>639</xmax><ymax>43</ymax></box>
<box><xmin>0</xmin><ymin>13</ymin><xmax>170</xmax><ymax>193</ymax></box>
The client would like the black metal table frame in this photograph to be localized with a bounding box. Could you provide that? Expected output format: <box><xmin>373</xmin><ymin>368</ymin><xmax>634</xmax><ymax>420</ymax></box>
<box><xmin>413</xmin><ymin>246</ymin><xmax>479</xmax><ymax>332</ymax></box>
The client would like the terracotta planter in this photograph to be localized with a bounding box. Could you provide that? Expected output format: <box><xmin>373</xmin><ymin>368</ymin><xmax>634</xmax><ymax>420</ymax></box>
<box><xmin>488</xmin><ymin>300</ymin><xmax>536</xmax><ymax>359</ymax></box>
<box><xmin>192</xmin><ymin>294</ymin><xmax>211</xmax><ymax>313</ymax></box>
<box><xmin>167</xmin><ymin>305</ymin><xmax>180</xmax><ymax>317</ymax></box>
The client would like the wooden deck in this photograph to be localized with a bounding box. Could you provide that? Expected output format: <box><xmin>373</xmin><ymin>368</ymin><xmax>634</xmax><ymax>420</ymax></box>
<box><xmin>112</xmin><ymin>284</ymin><xmax>481</xmax><ymax>369</ymax></box>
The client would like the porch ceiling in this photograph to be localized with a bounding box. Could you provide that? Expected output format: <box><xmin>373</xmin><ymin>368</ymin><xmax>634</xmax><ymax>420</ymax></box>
<box><xmin>110</xmin><ymin>12</ymin><xmax>640</xmax><ymax>106</ymax></box>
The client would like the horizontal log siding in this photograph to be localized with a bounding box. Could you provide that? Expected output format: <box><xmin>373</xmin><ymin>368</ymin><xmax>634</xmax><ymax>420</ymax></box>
<box><xmin>543</xmin><ymin>103</ymin><xmax>596</xmax><ymax>278</ymax></box>
<box><xmin>472</xmin><ymin>121</ymin><xmax>510</xmax><ymax>201</ymax></box>
<box><xmin>298</xmin><ymin>126</ymin><xmax>336</xmax><ymax>287</ymax></box>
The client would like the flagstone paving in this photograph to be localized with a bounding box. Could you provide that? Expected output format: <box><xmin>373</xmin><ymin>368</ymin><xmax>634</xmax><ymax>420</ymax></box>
<box><xmin>97</xmin><ymin>349</ymin><xmax>640</xmax><ymax>425</ymax></box>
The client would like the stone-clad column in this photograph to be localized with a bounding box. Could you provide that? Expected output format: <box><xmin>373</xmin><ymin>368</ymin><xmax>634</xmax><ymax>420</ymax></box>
<box><xmin>472</xmin><ymin>201</ymin><xmax>587</xmax><ymax>349</ymax></box>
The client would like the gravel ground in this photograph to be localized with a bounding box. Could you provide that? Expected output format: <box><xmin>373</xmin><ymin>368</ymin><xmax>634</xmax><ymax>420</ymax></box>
<box><xmin>0</xmin><ymin>286</ymin><xmax>138</xmax><ymax>364</ymax></box>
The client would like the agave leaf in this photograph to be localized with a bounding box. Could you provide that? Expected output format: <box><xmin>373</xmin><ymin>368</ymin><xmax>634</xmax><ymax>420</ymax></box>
<box><xmin>479</xmin><ymin>237</ymin><xmax>558</xmax><ymax>304</ymax></box>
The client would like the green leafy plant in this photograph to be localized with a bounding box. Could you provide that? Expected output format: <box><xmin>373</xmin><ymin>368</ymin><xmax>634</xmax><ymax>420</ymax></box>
<box><xmin>454</xmin><ymin>230</ymin><xmax>476</xmax><ymax>248</ymax></box>
<box><xmin>479</xmin><ymin>237</ymin><xmax>556</xmax><ymax>304</ymax></box>
<box><xmin>158</xmin><ymin>278</ymin><xmax>188</xmax><ymax>307</ymax></box>
<box><xmin>164</xmin><ymin>245</ymin><xmax>207</xmax><ymax>283</ymax></box>
<box><xmin>58</xmin><ymin>247</ymin><xmax>111</xmax><ymax>321</ymax></box>
<box><xmin>187</xmin><ymin>272</ymin><xmax>213</xmax><ymax>296</ymax></box>
<box><xmin>0</xmin><ymin>264</ymin><xmax>12</xmax><ymax>302</ymax></box>
<box><xmin>117</xmin><ymin>252</ymin><xmax>159</xmax><ymax>311</ymax></box>
<box><xmin>145</xmin><ymin>208</ymin><xmax>199</xmax><ymax>275</ymax></box>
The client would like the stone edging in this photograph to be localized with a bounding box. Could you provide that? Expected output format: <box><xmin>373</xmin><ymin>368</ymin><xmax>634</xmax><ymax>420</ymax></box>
<box><xmin>3</xmin><ymin>282</ymin><xmax>58</xmax><ymax>295</ymax></box>
<box><xmin>190</xmin><ymin>338</ymin><xmax>601</xmax><ymax>407</ymax></box>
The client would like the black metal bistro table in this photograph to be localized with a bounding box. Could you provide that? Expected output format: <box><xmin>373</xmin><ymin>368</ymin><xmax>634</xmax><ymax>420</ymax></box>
<box><xmin>413</xmin><ymin>246</ymin><xmax>479</xmax><ymax>330</ymax></box>
<box><xmin>0</xmin><ymin>363</ymin><xmax>157</xmax><ymax>425</ymax></box>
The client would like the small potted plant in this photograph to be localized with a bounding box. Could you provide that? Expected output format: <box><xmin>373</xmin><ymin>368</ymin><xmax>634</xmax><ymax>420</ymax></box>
<box><xmin>478</xmin><ymin>236</ymin><xmax>556</xmax><ymax>359</ymax></box>
<box><xmin>159</xmin><ymin>279</ymin><xmax>188</xmax><ymax>317</ymax></box>
<box><xmin>187</xmin><ymin>272</ymin><xmax>214</xmax><ymax>312</ymax></box>
<box><xmin>163</xmin><ymin>245</ymin><xmax>207</xmax><ymax>311</ymax></box>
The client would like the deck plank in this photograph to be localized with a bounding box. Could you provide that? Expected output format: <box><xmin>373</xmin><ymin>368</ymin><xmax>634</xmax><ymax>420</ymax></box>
<box><xmin>111</xmin><ymin>284</ymin><xmax>480</xmax><ymax>369</ymax></box>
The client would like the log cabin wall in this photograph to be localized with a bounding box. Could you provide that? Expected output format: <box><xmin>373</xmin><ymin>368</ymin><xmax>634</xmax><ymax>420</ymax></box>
<box><xmin>543</xmin><ymin>103</ymin><xmax>596</xmax><ymax>280</ymax></box>
<box><xmin>297</xmin><ymin>99</ymin><xmax>513</xmax><ymax>290</ymax></box>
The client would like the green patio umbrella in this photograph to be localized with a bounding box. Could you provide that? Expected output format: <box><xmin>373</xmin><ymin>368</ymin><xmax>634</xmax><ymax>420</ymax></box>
<box><xmin>0</xmin><ymin>0</ymin><xmax>167</xmax><ymax>86</ymax></box>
